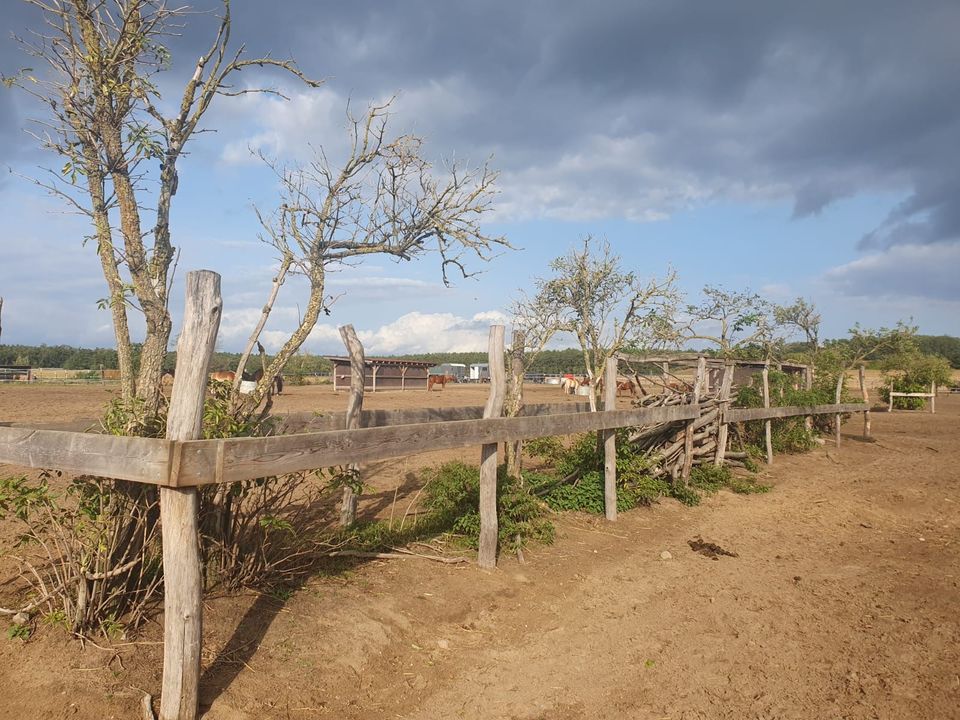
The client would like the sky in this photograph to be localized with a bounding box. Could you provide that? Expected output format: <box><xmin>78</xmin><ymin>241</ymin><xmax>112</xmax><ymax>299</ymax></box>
<box><xmin>0</xmin><ymin>0</ymin><xmax>958</xmax><ymax>356</ymax></box>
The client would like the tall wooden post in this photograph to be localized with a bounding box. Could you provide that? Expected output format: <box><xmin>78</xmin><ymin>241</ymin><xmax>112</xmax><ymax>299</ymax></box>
<box><xmin>681</xmin><ymin>357</ymin><xmax>706</xmax><ymax>483</ymax></box>
<box><xmin>478</xmin><ymin>326</ymin><xmax>506</xmax><ymax>569</ymax></box>
<box><xmin>505</xmin><ymin>330</ymin><xmax>526</xmax><ymax>480</ymax></box>
<box><xmin>603</xmin><ymin>356</ymin><xmax>618</xmax><ymax>521</ymax></box>
<box><xmin>338</xmin><ymin>325</ymin><xmax>365</xmax><ymax>527</ymax></box>
<box><xmin>859</xmin><ymin>365</ymin><xmax>871</xmax><ymax>439</ymax></box>
<box><xmin>931</xmin><ymin>381</ymin><xmax>937</xmax><ymax>414</ymax></box>
<box><xmin>804</xmin><ymin>365</ymin><xmax>814</xmax><ymax>431</ymax></box>
<box><xmin>714</xmin><ymin>362</ymin><xmax>734</xmax><ymax>466</ymax></box>
<box><xmin>834</xmin><ymin>373</ymin><xmax>844</xmax><ymax>448</ymax></box>
<box><xmin>661</xmin><ymin>361</ymin><xmax>670</xmax><ymax>389</ymax></box>
<box><xmin>762</xmin><ymin>363</ymin><xmax>773</xmax><ymax>464</ymax></box>
<box><xmin>888</xmin><ymin>383</ymin><xmax>894</xmax><ymax>413</ymax></box>
<box><xmin>160</xmin><ymin>271</ymin><xmax>222</xmax><ymax>720</ymax></box>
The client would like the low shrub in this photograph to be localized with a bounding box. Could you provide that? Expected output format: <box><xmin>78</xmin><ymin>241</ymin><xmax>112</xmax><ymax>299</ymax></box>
<box><xmin>420</xmin><ymin>461</ymin><xmax>555</xmax><ymax>551</ymax></box>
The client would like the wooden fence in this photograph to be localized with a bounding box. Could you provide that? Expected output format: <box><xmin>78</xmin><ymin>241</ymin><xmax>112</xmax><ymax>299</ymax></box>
<box><xmin>0</xmin><ymin>271</ymin><xmax>873</xmax><ymax>720</ymax></box>
<box><xmin>888</xmin><ymin>382</ymin><xmax>937</xmax><ymax>414</ymax></box>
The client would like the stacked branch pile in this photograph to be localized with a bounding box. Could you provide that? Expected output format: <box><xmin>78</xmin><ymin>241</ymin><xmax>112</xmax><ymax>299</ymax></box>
<box><xmin>626</xmin><ymin>390</ymin><xmax>748</xmax><ymax>479</ymax></box>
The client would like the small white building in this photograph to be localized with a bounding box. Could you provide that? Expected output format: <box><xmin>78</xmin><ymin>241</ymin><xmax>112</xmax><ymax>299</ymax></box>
<box><xmin>468</xmin><ymin>363</ymin><xmax>490</xmax><ymax>382</ymax></box>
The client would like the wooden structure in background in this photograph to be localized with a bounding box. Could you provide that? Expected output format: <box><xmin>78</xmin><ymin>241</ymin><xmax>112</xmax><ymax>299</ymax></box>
<box><xmin>888</xmin><ymin>382</ymin><xmax>938</xmax><ymax>414</ymax></box>
<box><xmin>327</xmin><ymin>356</ymin><xmax>432</xmax><ymax>392</ymax></box>
<box><xmin>619</xmin><ymin>353</ymin><xmax>810</xmax><ymax>394</ymax></box>
<box><xmin>0</xmin><ymin>365</ymin><xmax>32</xmax><ymax>382</ymax></box>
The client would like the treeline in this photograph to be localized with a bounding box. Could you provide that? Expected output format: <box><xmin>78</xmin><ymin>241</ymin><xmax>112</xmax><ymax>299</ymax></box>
<box><xmin>0</xmin><ymin>344</ymin><xmax>335</xmax><ymax>375</ymax></box>
<box><xmin>4</xmin><ymin>334</ymin><xmax>959</xmax><ymax>373</ymax></box>
<box><xmin>815</xmin><ymin>335</ymin><xmax>960</xmax><ymax>368</ymax></box>
<box><xmin>398</xmin><ymin>349</ymin><xmax>591</xmax><ymax>375</ymax></box>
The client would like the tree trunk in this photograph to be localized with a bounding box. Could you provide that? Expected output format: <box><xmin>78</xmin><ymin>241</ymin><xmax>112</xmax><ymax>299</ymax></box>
<box><xmin>82</xmin><ymin>150</ymin><xmax>137</xmax><ymax>403</ymax></box>
<box><xmin>246</xmin><ymin>267</ymin><xmax>326</xmax><ymax>410</ymax></box>
<box><xmin>504</xmin><ymin>330</ymin><xmax>525</xmax><ymax>480</ymax></box>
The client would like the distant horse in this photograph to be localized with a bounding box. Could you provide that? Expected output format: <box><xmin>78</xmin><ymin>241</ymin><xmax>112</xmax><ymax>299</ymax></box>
<box><xmin>428</xmin><ymin>374</ymin><xmax>456</xmax><ymax>391</ymax></box>
<box><xmin>559</xmin><ymin>376</ymin><xmax>580</xmax><ymax>395</ymax></box>
<box><xmin>616</xmin><ymin>379</ymin><xmax>638</xmax><ymax>398</ymax></box>
<box><xmin>209</xmin><ymin>370</ymin><xmax>235</xmax><ymax>383</ymax></box>
<box><xmin>161</xmin><ymin>371</ymin><xmax>175</xmax><ymax>386</ymax></box>
<box><xmin>249</xmin><ymin>367</ymin><xmax>283</xmax><ymax>395</ymax></box>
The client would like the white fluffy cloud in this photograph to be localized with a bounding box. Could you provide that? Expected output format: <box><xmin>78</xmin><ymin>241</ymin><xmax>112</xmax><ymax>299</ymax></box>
<box><xmin>321</xmin><ymin>310</ymin><xmax>510</xmax><ymax>355</ymax></box>
<box><xmin>216</xmin><ymin>306</ymin><xmax>509</xmax><ymax>356</ymax></box>
<box><xmin>822</xmin><ymin>242</ymin><xmax>960</xmax><ymax>302</ymax></box>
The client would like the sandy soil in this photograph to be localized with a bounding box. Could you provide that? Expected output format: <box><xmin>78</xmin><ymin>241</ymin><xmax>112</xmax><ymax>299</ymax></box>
<box><xmin>0</xmin><ymin>384</ymin><xmax>958</xmax><ymax>719</ymax></box>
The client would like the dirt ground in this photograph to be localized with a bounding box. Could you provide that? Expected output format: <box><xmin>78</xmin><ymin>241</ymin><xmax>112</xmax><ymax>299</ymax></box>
<box><xmin>1</xmin><ymin>383</ymin><xmax>959</xmax><ymax>719</ymax></box>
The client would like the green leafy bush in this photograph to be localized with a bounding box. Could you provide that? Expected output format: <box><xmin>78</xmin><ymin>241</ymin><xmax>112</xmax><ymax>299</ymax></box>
<box><xmin>420</xmin><ymin>462</ymin><xmax>555</xmax><ymax>550</ymax></box>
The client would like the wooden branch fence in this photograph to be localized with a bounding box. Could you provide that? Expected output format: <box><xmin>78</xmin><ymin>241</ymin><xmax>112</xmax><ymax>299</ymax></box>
<box><xmin>888</xmin><ymin>382</ymin><xmax>938</xmax><ymax>414</ymax></box>
<box><xmin>0</xmin><ymin>271</ymin><xmax>875</xmax><ymax>720</ymax></box>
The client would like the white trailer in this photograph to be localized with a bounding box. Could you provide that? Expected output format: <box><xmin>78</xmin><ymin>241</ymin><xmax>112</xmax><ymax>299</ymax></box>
<box><xmin>468</xmin><ymin>363</ymin><xmax>490</xmax><ymax>382</ymax></box>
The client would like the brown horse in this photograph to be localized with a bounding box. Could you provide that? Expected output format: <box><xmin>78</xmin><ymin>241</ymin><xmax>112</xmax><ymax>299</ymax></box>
<box><xmin>250</xmin><ymin>367</ymin><xmax>284</xmax><ymax>395</ymax></box>
<box><xmin>428</xmin><ymin>374</ymin><xmax>456</xmax><ymax>391</ymax></box>
<box><xmin>209</xmin><ymin>370</ymin><xmax>236</xmax><ymax>383</ymax></box>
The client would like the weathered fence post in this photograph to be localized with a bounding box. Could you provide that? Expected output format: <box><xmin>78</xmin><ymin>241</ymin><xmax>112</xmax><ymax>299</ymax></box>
<box><xmin>834</xmin><ymin>373</ymin><xmax>844</xmax><ymax>448</ymax></box>
<box><xmin>762</xmin><ymin>363</ymin><xmax>773</xmax><ymax>464</ymax></box>
<box><xmin>478</xmin><ymin>326</ymin><xmax>506</xmax><ymax>569</ymax></box>
<box><xmin>338</xmin><ymin>325</ymin><xmax>365</xmax><ymax>527</ymax></box>
<box><xmin>603</xmin><ymin>356</ymin><xmax>618</xmax><ymax>521</ymax></box>
<box><xmin>888</xmin><ymin>382</ymin><xmax>894</xmax><ymax>413</ymax></box>
<box><xmin>858</xmin><ymin>365</ymin><xmax>871</xmax><ymax>439</ymax></box>
<box><xmin>931</xmin><ymin>381</ymin><xmax>937</xmax><ymax>414</ymax></box>
<box><xmin>505</xmin><ymin>330</ymin><xmax>525</xmax><ymax>480</ymax></box>
<box><xmin>804</xmin><ymin>364</ymin><xmax>814</xmax><ymax>431</ymax></box>
<box><xmin>681</xmin><ymin>357</ymin><xmax>706</xmax><ymax>483</ymax></box>
<box><xmin>160</xmin><ymin>270</ymin><xmax>222</xmax><ymax>720</ymax></box>
<box><xmin>714</xmin><ymin>361</ymin><xmax>734</xmax><ymax>466</ymax></box>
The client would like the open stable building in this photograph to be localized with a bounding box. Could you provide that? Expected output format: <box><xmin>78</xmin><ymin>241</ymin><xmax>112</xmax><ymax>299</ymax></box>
<box><xmin>327</xmin><ymin>356</ymin><xmax>433</xmax><ymax>392</ymax></box>
<box><xmin>0</xmin><ymin>365</ymin><xmax>32</xmax><ymax>382</ymax></box>
<box><xmin>619</xmin><ymin>354</ymin><xmax>811</xmax><ymax>393</ymax></box>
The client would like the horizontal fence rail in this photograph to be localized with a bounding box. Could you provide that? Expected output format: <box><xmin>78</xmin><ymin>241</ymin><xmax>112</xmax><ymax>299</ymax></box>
<box><xmin>0</xmin><ymin>425</ymin><xmax>171</xmax><ymax>484</ymax></box>
<box><xmin>174</xmin><ymin>405</ymin><xmax>700</xmax><ymax>487</ymax></box>
<box><xmin>0</xmin><ymin>401</ymin><xmax>869</xmax><ymax>488</ymax></box>
<box><xmin>278</xmin><ymin>401</ymin><xmax>592</xmax><ymax>433</ymax></box>
<box><xmin>725</xmin><ymin>403</ymin><xmax>868</xmax><ymax>423</ymax></box>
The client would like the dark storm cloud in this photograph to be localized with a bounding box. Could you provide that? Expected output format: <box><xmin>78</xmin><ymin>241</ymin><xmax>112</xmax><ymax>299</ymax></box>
<box><xmin>2</xmin><ymin>0</ymin><xmax>958</xmax><ymax>239</ymax></box>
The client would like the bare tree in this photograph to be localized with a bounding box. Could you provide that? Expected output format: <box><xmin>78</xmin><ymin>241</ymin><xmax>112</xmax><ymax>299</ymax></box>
<box><xmin>7</xmin><ymin>0</ymin><xmax>321</xmax><ymax>425</ymax></box>
<box><xmin>241</xmin><ymin>101</ymin><xmax>508</xmax><ymax>411</ymax></box>
<box><xmin>520</xmin><ymin>237</ymin><xmax>679</xmax><ymax>411</ymax></box>
<box><xmin>681</xmin><ymin>285</ymin><xmax>775</xmax><ymax>358</ymax></box>
<box><xmin>775</xmin><ymin>297</ymin><xmax>822</xmax><ymax>355</ymax></box>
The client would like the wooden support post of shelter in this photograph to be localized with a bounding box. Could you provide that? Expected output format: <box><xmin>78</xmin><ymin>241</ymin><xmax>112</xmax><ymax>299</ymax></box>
<box><xmin>859</xmin><ymin>365</ymin><xmax>871</xmax><ymax>439</ymax></box>
<box><xmin>159</xmin><ymin>270</ymin><xmax>222</xmax><ymax>720</ymax></box>
<box><xmin>339</xmin><ymin>324</ymin><xmax>365</xmax><ymax>527</ymax></box>
<box><xmin>603</xmin><ymin>356</ymin><xmax>618</xmax><ymax>521</ymax></box>
<box><xmin>478</xmin><ymin>325</ymin><xmax>506</xmax><ymax>569</ymax></box>
<box><xmin>762</xmin><ymin>363</ymin><xmax>773</xmax><ymax>465</ymax></box>
<box><xmin>714</xmin><ymin>362</ymin><xmax>734</xmax><ymax>466</ymax></box>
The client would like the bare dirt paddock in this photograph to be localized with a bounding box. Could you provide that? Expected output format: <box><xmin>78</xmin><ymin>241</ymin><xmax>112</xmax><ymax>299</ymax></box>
<box><xmin>1</xmin><ymin>383</ymin><xmax>959</xmax><ymax>719</ymax></box>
